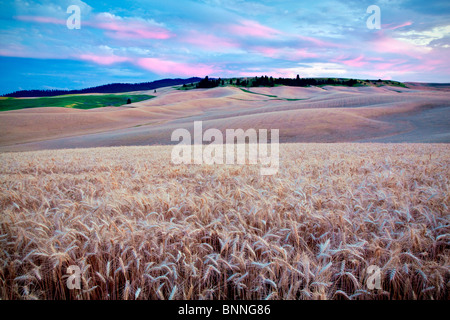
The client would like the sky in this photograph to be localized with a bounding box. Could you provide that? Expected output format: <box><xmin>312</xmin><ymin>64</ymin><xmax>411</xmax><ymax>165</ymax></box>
<box><xmin>0</xmin><ymin>0</ymin><xmax>449</xmax><ymax>94</ymax></box>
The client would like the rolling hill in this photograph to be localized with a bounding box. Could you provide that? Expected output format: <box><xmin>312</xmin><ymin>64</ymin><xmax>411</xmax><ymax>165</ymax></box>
<box><xmin>0</xmin><ymin>83</ymin><xmax>449</xmax><ymax>151</ymax></box>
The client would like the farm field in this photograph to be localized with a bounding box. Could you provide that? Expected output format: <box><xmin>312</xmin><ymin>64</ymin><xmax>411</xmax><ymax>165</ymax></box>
<box><xmin>0</xmin><ymin>94</ymin><xmax>154</xmax><ymax>112</ymax></box>
<box><xmin>0</xmin><ymin>143</ymin><xmax>448</xmax><ymax>300</ymax></box>
<box><xmin>0</xmin><ymin>84</ymin><xmax>449</xmax><ymax>151</ymax></box>
<box><xmin>1</xmin><ymin>0</ymin><xmax>449</xmax><ymax>307</ymax></box>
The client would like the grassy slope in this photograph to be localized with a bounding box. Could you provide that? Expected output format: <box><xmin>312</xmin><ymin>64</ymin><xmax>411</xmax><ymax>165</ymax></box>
<box><xmin>0</xmin><ymin>143</ymin><xmax>448</xmax><ymax>300</ymax></box>
<box><xmin>1</xmin><ymin>84</ymin><xmax>449</xmax><ymax>151</ymax></box>
<box><xmin>0</xmin><ymin>94</ymin><xmax>155</xmax><ymax>112</ymax></box>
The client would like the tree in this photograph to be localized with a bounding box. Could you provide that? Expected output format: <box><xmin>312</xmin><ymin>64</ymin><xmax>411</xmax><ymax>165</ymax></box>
<box><xmin>196</xmin><ymin>76</ymin><xmax>219</xmax><ymax>89</ymax></box>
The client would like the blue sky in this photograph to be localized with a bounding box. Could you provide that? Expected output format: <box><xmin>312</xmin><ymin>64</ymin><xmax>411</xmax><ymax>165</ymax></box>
<box><xmin>0</xmin><ymin>0</ymin><xmax>449</xmax><ymax>94</ymax></box>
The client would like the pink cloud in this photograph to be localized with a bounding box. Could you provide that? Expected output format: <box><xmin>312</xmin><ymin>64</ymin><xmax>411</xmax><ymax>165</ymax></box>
<box><xmin>14</xmin><ymin>15</ymin><xmax>66</xmax><ymax>25</ymax></box>
<box><xmin>371</xmin><ymin>32</ymin><xmax>429</xmax><ymax>58</ymax></box>
<box><xmin>93</xmin><ymin>20</ymin><xmax>172</xmax><ymax>40</ymax></box>
<box><xmin>15</xmin><ymin>14</ymin><xmax>173</xmax><ymax>40</ymax></box>
<box><xmin>136</xmin><ymin>58</ymin><xmax>216</xmax><ymax>77</ymax></box>
<box><xmin>79</xmin><ymin>54</ymin><xmax>130</xmax><ymax>65</ymax></box>
<box><xmin>254</xmin><ymin>47</ymin><xmax>278</xmax><ymax>56</ymax></box>
<box><xmin>0</xmin><ymin>43</ymin><xmax>32</xmax><ymax>58</ymax></box>
<box><xmin>77</xmin><ymin>54</ymin><xmax>217</xmax><ymax>77</ymax></box>
<box><xmin>237</xmin><ymin>71</ymin><xmax>276</xmax><ymax>77</ymax></box>
<box><xmin>182</xmin><ymin>32</ymin><xmax>239</xmax><ymax>50</ymax></box>
<box><xmin>339</xmin><ymin>55</ymin><xmax>367</xmax><ymax>67</ymax></box>
<box><xmin>332</xmin><ymin>53</ymin><xmax>428</xmax><ymax>75</ymax></box>
<box><xmin>373</xmin><ymin>62</ymin><xmax>401</xmax><ymax>71</ymax></box>
<box><xmin>366</xmin><ymin>57</ymin><xmax>443</xmax><ymax>77</ymax></box>
<box><xmin>333</xmin><ymin>53</ymin><xmax>437</xmax><ymax>75</ymax></box>
<box><xmin>286</xmin><ymin>49</ymin><xmax>318</xmax><ymax>60</ymax></box>
<box><xmin>228</xmin><ymin>20</ymin><xmax>282</xmax><ymax>38</ymax></box>
<box><xmin>383</xmin><ymin>21</ymin><xmax>413</xmax><ymax>30</ymax></box>
<box><xmin>298</xmin><ymin>35</ymin><xmax>343</xmax><ymax>48</ymax></box>
<box><xmin>252</xmin><ymin>46</ymin><xmax>317</xmax><ymax>60</ymax></box>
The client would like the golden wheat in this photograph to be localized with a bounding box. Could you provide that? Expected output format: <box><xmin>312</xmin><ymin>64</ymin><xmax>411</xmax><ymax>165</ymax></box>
<box><xmin>0</xmin><ymin>143</ymin><xmax>449</xmax><ymax>300</ymax></box>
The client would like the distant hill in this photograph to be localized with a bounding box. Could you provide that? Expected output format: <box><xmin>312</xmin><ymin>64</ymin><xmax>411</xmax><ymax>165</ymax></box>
<box><xmin>404</xmin><ymin>82</ymin><xmax>450</xmax><ymax>91</ymax></box>
<box><xmin>2</xmin><ymin>77</ymin><xmax>202</xmax><ymax>98</ymax></box>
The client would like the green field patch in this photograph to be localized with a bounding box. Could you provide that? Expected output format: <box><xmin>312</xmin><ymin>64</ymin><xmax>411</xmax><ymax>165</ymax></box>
<box><xmin>239</xmin><ymin>88</ymin><xmax>278</xmax><ymax>98</ymax></box>
<box><xmin>238</xmin><ymin>88</ymin><xmax>309</xmax><ymax>101</ymax></box>
<box><xmin>0</xmin><ymin>94</ymin><xmax>155</xmax><ymax>112</ymax></box>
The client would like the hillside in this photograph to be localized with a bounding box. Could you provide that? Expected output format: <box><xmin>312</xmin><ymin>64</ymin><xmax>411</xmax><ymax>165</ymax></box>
<box><xmin>0</xmin><ymin>94</ymin><xmax>154</xmax><ymax>112</ymax></box>
<box><xmin>0</xmin><ymin>84</ymin><xmax>449</xmax><ymax>151</ymax></box>
<box><xmin>2</xmin><ymin>77</ymin><xmax>202</xmax><ymax>98</ymax></box>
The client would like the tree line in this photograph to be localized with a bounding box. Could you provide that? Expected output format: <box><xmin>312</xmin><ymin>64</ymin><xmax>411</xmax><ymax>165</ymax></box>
<box><xmin>195</xmin><ymin>75</ymin><xmax>359</xmax><ymax>89</ymax></box>
<box><xmin>3</xmin><ymin>77</ymin><xmax>202</xmax><ymax>97</ymax></box>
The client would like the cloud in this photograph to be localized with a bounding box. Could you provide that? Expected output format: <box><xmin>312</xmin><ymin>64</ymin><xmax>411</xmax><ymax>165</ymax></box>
<box><xmin>383</xmin><ymin>21</ymin><xmax>413</xmax><ymax>30</ymax></box>
<box><xmin>396</xmin><ymin>25</ymin><xmax>450</xmax><ymax>46</ymax></box>
<box><xmin>251</xmin><ymin>46</ymin><xmax>317</xmax><ymax>60</ymax></box>
<box><xmin>92</xmin><ymin>13</ymin><xmax>173</xmax><ymax>40</ymax></box>
<box><xmin>227</xmin><ymin>20</ymin><xmax>282</xmax><ymax>38</ymax></box>
<box><xmin>338</xmin><ymin>55</ymin><xmax>367</xmax><ymax>67</ymax></box>
<box><xmin>14</xmin><ymin>15</ymin><xmax>66</xmax><ymax>25</ymax></box>
<box><xmin>77</xmin><ymin>52</ymin><xmax>218</xmax><ymax>77</ymax></box>
<box><xmin>236</xmin><ymin>63</ymin><xmax>348</xmax><ymax>78</ymax></box>
<box><xmin>136</xmin><ymin>58</ymin><xmax>217</xmax><ymax>77</ymax></box>
<box><xmin>274</xmin><ymin>63</ymin><xmax>348</xmax><ymax>78</ymax></box>
<box><xmin>79</xmin><ymin>54</ymin><xmax>130</xmax><ymax>65</ymax></box>
<box><xmin>14</xmin><ymin>12</ymin><xmax>173</xmax><ymax>40</ymax></box>
<box><xmin>181</xmin><ymin>31</ymin><xmax>240</xmax><ymax>51</ymax></box>
<box><xmin>2</xmin><ymin>0</ymin><xmax>450</xmax><ymax>89</ymax></box>
<box><xmin>369</xmin><ymin>32</ymin><xmax>431</xmax><ymax>58</ymax></box>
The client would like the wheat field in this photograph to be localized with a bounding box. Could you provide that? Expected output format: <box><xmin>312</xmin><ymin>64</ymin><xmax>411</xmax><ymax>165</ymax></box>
<box><xmin>0</xmin><ymin>143</ymin><xmax>449</xmax><ymax>300</ymax></box>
